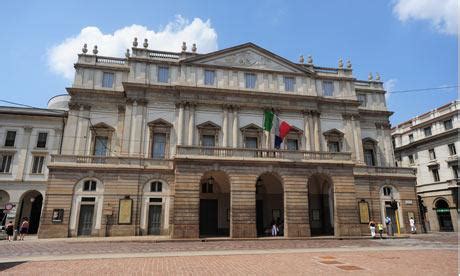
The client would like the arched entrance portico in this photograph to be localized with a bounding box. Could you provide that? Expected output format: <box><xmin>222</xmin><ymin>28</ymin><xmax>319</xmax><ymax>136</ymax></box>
<box><xmin>0</xmin><ymin>190</ymin><xmax>10</xmax><ymax>227</ymax></box>
<box><xmin>255</xmin><ymin>172</ymin><xmax>284</xmax><ymax>237</ymax></box>
<box><xmin>435</xmin><ymin>199</ymin><xmax>453</xmax><ymax>232</ymax></box>
<box><xmin>308</xmin><ymin>174</ymin><xmax>334</xmax><ymax>236</ymax></box>
<box><xmin>17</xmin><ymin>190</ymin><xmax>43</xmax><ymax>234</ymax></box>
<box><xmin>199</xmin><ymin>171</ymin><xmax>230</xmax><ymax>237</ymax></box>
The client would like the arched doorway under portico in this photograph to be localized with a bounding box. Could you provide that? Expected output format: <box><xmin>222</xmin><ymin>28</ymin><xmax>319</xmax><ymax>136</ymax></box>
<box><xmin>16</xmin><ymin>190</ymin><xmax>43</xmax><ymax>234</ymax></box>
<box><xmin>255</xmin><ymin>172</ymin><xmax>284</xmax><ymax>237</ymax></box>
<box><xmin>308</xmin><ymin>174</ymin><xmax>334</xmax><ymax>236</ymax></box>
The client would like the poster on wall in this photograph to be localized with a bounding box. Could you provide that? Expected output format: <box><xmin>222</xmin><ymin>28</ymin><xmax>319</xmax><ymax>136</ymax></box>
<box><xmin>118</xmin><ymin>198</ymin><xmax>133</xmax><ymax>224</ymax></box>
<box><xmin>358</xmin><ymin>200</ymin><xmax>370</xmax><ymax>224</ymax></box>
<box><xmin>52</xmin><ymin>209</ymin><xmax>64</xmax><ymax>222</ymax></box>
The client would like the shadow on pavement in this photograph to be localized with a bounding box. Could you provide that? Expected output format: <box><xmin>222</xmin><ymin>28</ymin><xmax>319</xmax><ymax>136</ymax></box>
<box><xmin>0</xmin><ymin>262</ymin><xmax>27</xmax><ymax>272</ymax></box>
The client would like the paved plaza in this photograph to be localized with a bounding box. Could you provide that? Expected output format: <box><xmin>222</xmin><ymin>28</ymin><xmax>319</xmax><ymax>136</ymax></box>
<box><xmin>0</xmin><ymin>233</ymin><xmax>458</xmax><ymax>275</ymax></box>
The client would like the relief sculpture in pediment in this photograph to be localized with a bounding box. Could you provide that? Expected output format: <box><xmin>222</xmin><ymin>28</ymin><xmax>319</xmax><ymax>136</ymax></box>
<box><xmin>207</xmin><ymin>50</ymin><xmax>293</xmax><ymax>72</ymax></box>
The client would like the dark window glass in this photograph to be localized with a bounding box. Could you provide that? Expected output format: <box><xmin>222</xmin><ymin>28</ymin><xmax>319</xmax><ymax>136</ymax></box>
<box><xmin>31</xmin><ymin>156</ymin><xmax>45</xmax><ymax>174</ymax></box>
<box><xmin>244</xmin><ymin>73</ymin><xmax>256</xmax><ymax>89</ymax></box>
<box><xmin>94</xmin><ymin>136</ymin><xmax>108</xmax><ymax>156</ymax></box>
<box><xmin>0</xmin><ymin>155</ymin><xmax>13</xmax><ymax>173</ymax></box>
<box><xmin>328</xmin><ymin>141</ymin><xmax>340</xmax><ymax>152</ymax></box>
<box><xmin>383</xmin><ymin>187</ymin><xmax>392</xmax><ymax>196</ymax></box>
<box><xmin>102</xmin><ymin>72</ymin><xmax>114</xmax><ymax>88</ymax></box>
<box><xmin>424</xmin><ymin>127</ymin><xmax>432</xmax><ymax>137</ymax></box>
<box><xmin>448</xmin><ymin>143</ymin><xmax>456</xmax><ymax>155</ymax></box>
<box><xmin>429</xmin><ymin>149</ymin><xmax>436</xmax><ymax>160</ymax></box>
<box><xmin>432</xmin><ymin>169</ymin><xmax>440</xmax><ymax>182</ymax></box>
<box><xmin>364</xmin><ymin>149</ymin><xmax>375</xmax><ymax>166</ymax></box>
<box><xmin>158</xmin><ymin>67</ymin><xmax>169</xmax><ymax>83</ymax></box>
<box><xmin>37</xmin><ymin>132</ymin><xmax>48</xmax><ymax>148</ymax></box>
<box><xmin>83</xmin><ymin>180</ymin><xmax>97</xmax><ymax>191</ymax></box>
<box><xmin>286</xmin><ymin>139</ymin><xmax>299</xmax><ymax>150</ymax></box>
<box><xmin>202</xmin><ymin>135</ymin><xmax>215</xmax><ymax>147</ymax></box>
<box><xmin>5</xmin><ymin>131</ymin><xmax>16</xmax><ymax>147</ymax></box>
<box><xmin>150</xmin><ymin>181</ymin><xmax>162</xmax><ymax>192</ymax></box>
<box><xmin>152</xmin><ymin>133</ymin><xmax>166</xmax><ymax>158</ymax></box>
<box><xmin>444</xmin><ymin>119</ymin><xmax>453</xmax><ymax>130</ymax></box>
<box><xmin>323</xmin><ymin>81</ymin><xmax>334</xmax><ymax>96</ymax></box>
<box><xmin>245</xmin><ymin>137</ymin><xmax>258</xmax><ymax>149</ymax></box>
<box><xmin>204</xmin><ymin>70</ymin><xmax>215</xmax><ymax>85</ymax></box>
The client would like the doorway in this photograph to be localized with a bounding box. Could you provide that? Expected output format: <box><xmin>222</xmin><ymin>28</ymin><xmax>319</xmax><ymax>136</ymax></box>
<box><xmin>78</xmin><ymin>204</ymin><xmax>94</xmax><ymax>236</ymax></box>
<box><xmin>308</xmin><ymin>174</ymin><xmax>334</xmax><ymax>236</ymax></box>
<box><xmin>148</xmin><ymin>205</ymin><xmax>162</xmax><ymax>235</ymax></box>
<box><xmin>255</xmin><ymin>173</ymin><xmax>284</xmax><ymax>237</ymax></box>
<box><xmin>17</xmin><ymin>190</ymin><xmax>43</xmax><ymax>234</ymax></box>
<box><xmin>199</xmin><ymin>199</ymin><xmax>218</xmax><ymax>236</ymax></box>
<box><xmin>435</xmin><ymin>199</ymin><xmax>453</xmax><ymax>231</ymax></box>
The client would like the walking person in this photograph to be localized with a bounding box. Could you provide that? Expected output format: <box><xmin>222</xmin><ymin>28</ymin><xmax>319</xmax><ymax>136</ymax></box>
<box><xmin>5</xmin><ymin>221</ymin><xmax>14</xmax><ymax>242</ymax></box>
<box><xmin>271</xmin><ymin>219</ymin><xmax>278</xmax><ymax>237</ymax></box>
<box><xmin>369</xmin><ymin>219</ymin><xmax>376</xmax><ymax>238</ymax></box>
<box><xmin>377</xmin><ymin>223</ymin><xmax>384</xmax><ymax>239</ymax></box>
<box><xmin>409</xmin><ymin>217</ymin><xmax>416</xmax><ymax>234</ymax></box>
<box><xmin>385</xmin><ymin>216</ymin><xmax>392</xmax><ymax>237</ymax></box>
<box><xmin>19</xmin><ymin>217</ymin><xmax>29</xmax><ymax>241</ymax></box>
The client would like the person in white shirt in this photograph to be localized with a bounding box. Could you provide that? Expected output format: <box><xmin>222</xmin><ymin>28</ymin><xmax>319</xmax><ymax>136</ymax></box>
<box><xmin>409</xmin><ymin>217</ymin><xmax>416</xmax><ymax>233</ymax></box>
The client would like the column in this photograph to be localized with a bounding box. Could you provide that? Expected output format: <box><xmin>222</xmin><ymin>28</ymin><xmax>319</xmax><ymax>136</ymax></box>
<box><xmin>222</xmin><ymin>106</ymin><xmax>228</xmax><ymax>147</ymax></box>
<box><xmin>176</xmin><ymin>102</ymin><xmax>185</xmax><ymax>146</ymax></box>
<box><xmin>313</xmin><ymin>111</ymin><xmax>321</xmax><ymax>151</ymax></box>
<box><xmin>129</xmin><ymin>101</ymin><xmax>138</xmax><ymax>154</ymax></box>
<box><xmin>232</xmin><ymin>106</ymin><xmax>239</xmax><ymax>148</ymax></box>
<box><xmin>187</xmin><ymin>103</ymin><xmax>195</xmax><ymax>146</ymax></box>
<box><xmin>351</xmin><ymin>116</ymin><xmax>362</xmax><ymax>163</ymax></box>
<box><xmin>303</xmin><ymin>111</ymin><xmax>311</xmax><ymax>151</ymax></box>
<box><xmin>62</xmin><ymin>103</ymin><xmax>79</xmax><ymax>155</ymax></box>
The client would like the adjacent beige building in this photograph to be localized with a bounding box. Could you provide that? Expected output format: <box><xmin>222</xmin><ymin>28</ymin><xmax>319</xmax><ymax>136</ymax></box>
<box><xmin>0</xmin><ymin>104</ymin><xmax>66</xmax><ymax>233</ymax></box>
<box><xmin>392</xmin><ymin>101</ymin><xmax>459</xmax><ymax>232</ymax></box>
<box><xmin>35</xmin><ymin>40</ymin><xmax>419</xmax><ymax>239</ymax></box>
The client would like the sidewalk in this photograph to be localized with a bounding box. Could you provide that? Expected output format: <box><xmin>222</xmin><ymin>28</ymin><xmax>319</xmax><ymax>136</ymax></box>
<box><xmin>1</xmin><ymin>234</ymin><xmax>411</xmax><ymax>244</ymax></box>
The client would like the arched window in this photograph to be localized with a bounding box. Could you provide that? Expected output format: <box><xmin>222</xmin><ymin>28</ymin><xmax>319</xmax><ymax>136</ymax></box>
<box><xmin>383</xmin><ymin>186</ymin><xmax>392</xmax><ymax>197</ymax></box>
<box><xmin>150</xmin><ymin>181</ymin><xmax>163</xmax><ymax>192</ymax></box>
<box><xmin>83</xmin><ymin>180</ymin><xmax>97</xmax><ymax>191</ymax></box>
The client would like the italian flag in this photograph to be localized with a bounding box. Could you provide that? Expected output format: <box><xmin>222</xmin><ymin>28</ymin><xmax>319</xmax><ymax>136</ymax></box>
<box><xmin>263</xmin><ymin>110</ymin><xmax>292</xmax><ymax>149</ymax></box>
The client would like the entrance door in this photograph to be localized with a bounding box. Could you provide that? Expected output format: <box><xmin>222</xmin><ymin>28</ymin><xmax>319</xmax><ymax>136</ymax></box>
<box><xmin>148</xmin><ymin>205</ymin><xmax>162</xmax><ymax>235</ymax></box>
<box><xmin>256</xmin><ymin>200</ymin><xmax>264</xmax><ymax>236</ymax></box>
<box><xmin>78</xmin><ymin>205</ymin><xmax>94</xmax><ymax>236</ymax></box>
<box><xmin>199</xmin><ymin>199</ymin><xmax>218</xmax><ymax>236</ymax></box>
<box><xmin>437</xmin><ymin>210</ymin><xmax>454</xmax><ymax>231</ymax></box>
<box><xmin>385</xmin><ymin>206</ymin><xmax>397</xmax><ymax>234</ymax></box>
<box><xmin>29</xmin><ymin>194</ymin><xmax>43</xmax><ymax>234</ymax></box>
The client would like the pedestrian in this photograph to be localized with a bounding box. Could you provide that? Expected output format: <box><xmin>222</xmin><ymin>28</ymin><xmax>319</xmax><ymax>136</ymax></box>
<box><xmin>19</xmin><ymin>217</ymin><xmax>29</xmax><ymax>241</ymax></box>
<box><xmin>377</xmin><ymin>223</ymin><xmax>384</xmax><ymax>239</ymax></box>
<box><xmin>5</xmin><ymin>221</ymin><xmax>14</xmax><ymax>242</ymax></box>
<box><xmin>385</xmin><ymin>216</ymin><xmax>392</xmax><ymax>237</ymax></box>
<box><xmin>409</xmin><ymin>217</ymin><xmax>416</xmax><ymax>234</ymax></box>
<box><xmin>271</xmin><ymin>219</ymin><xmax>278</xmax><ymax>237</ymax></box>
<box><xmin>369</xmin><ymin>219</ymin><xmax>376</xmax><ymax>238</ymax></box>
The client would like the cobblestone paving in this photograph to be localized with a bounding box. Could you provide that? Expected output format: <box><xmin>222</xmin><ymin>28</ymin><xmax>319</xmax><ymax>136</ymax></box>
<box><xmin>0</xmin><ymin>233</ymin><xmax>457</xmax><ymax>275</ymax></box>
<box><xmin>1</xmin><ymin>250</ymin><xmax>456</xmax><ymax>275</ymax></box>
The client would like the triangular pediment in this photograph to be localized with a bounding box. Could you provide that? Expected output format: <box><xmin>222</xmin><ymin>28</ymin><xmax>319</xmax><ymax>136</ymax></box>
<box><xmin>323</xmin><ymin>128</ymin><xmax>344</xmax><ymax>137</ymax></box>
<box><xmin>184</xmin><ymin>43</ymin><xmax>312</xmax><ymax>74</ymax></box>
<box><xmin>90</xmin><ymin>122</ymin><xmax>115</xmax><ymax>131</ymax></box>
<box><xmin>147</xmin><ymin>118</ymin><xmax>173</xmax><ymax>127</ymax></box>
<box><xmin>197</xmin><ymin>121</ymin><xmax>221</xmax><ymax>129</ymax></box>
<box><xmin>240</xmin><ymin>123</ymin><xmax>263</xmax><ymax>132</ymax></box>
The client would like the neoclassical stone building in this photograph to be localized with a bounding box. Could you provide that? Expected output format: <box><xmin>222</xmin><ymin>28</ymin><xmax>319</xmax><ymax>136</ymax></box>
<box><xmin>38</xmin><ymin>40</ymin><xmax>419</xmax><ymax>238</ymax></box>
<box><xmin>392</xmin><ymin>101</ymin><xmax>459</xmax><ymax>232</ymax></box>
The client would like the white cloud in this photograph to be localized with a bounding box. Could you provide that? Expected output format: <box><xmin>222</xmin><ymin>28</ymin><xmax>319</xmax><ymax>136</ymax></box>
<box><xmin>392</xmin><ymin>0</ymin><xmax>458</xmax><ymax>35</ymax></box>
<box><xmin>48</xmin><ymin>15</ymin><xmax>218</xmax><ymax>79</ymax></box>
<box><xmin>384</xmin><ymin>78</ymin><xmax>398</xmax><ymax>99</ymax></box>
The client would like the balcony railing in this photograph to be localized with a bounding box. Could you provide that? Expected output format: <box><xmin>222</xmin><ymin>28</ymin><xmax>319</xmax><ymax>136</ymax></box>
<box><xmin>176</xmin><ymin>146</ymin><xmax>352</xmax><ymax>162</ymax></box>
<box><xmin>354</xmin><ymin>166</ymin><xmax>416</xmax><ymax>176</ymax></box>
<box><xmin>50</xmin><ymin>155</ymin><xmax>173</xmax><ymax>169</ymax></box>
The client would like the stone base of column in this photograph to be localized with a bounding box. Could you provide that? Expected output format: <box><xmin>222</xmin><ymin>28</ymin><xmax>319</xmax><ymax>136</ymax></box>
<box><xmin>285</xmin><ymin>223</ymin><xmax>310</xmax><ymax>237</ymax></box>
<box><xmin>231</xmin><ymin>223</ymin><xmax>256</xmax><ymax>238</ymax></box>
<box><xmin>171</xmin><ymin>224</ymin><xmax>199</xmax><ymax>239</ymax></box>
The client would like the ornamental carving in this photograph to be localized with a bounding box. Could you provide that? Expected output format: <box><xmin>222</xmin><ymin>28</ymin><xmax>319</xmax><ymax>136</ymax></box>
<box><xmin>205</xmin><ymin>50</ymin><xmax>292</xmax><ymax>72</ymax></box>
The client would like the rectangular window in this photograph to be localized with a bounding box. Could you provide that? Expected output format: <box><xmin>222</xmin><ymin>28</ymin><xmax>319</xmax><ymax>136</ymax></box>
<box><xmin>244</xmin><ymin>73</ymin><xmax>256</xmax><ymax>89</ymax></box>
<box><xmin>322</xmin><ymin>81</ymin><xmax>334</xmax><ymax>96</ymax></box>
<box><xmin>102</xmin><ymin>72</ymin><xmax>114</xmax><ymax>88</ymax></box>
<box><xmin>431</xmin><ymin>168</ymin><xmax>440</xmax><ymax>182</ymax></box>
<box><xmin>4</xmin><ymin>131</ymin><xmax>16</xmax><ymax>147</ymax></box>
<box><xmin>31</xmin><ymin>156</ymin><xmax>45</xmax><ymax>174</ymax></box>
<box><xmin>152</xmin><ymin>133</ymin><xmax>166</xmax><ymax>158</ymax></box>
<box><xmin>452</xmin><ymin>165</ymin><xmax>459</xmax><ymax>179</ymax></box>
<box><xmin>286</xmin><ymin>139</ymin><xmax>299</xmax><ymax>150</ymax></box>
<box><xmin>448</xmin><ymin>143</ymin><xmax>456</xmax><ymax>155</ymax></box>
<box><xmin>357</xmin><ymin>94</ymin><xmax>367</xmax><ymax>106</ymax></box>
<box><xmin>204</xmin><ymin>70</ymin><xmax>215</xmax><ymax>85</ymax></box>
<box><xmin>83</xmin><ymin>180</ymin><xmax>96</xmax><ymax>191</ymax></box>
<box><xmin>408</xmin><ymin>155</ymin><xmax>414</xmax><ymax>165</ymax></box>
<box><xmin>284</xmin><ymin>77</ymin><xmax>295</xmax><ymax>92</ymax></box>
<box><xmin>444</xmin><ymin>119</ymin><xmax>453</xmax><ymax>130</ymax></box>
<box><xmin>244</xmin><ymin>137</ymin><xmax>258</xmax><ymax>149</ymax></box>
<box><xmin>327</xmin><ymin>141</ymin><xmax>340</xmax><ymax>152</ymax></box>
<box><xmin>424</xmin><ymin>126</ymin><xmax>432</xmax><ymax>137</ymax></box>
<box><xmin>364</xmin><ymin>149</ymin><xmax>375</xmax><ymax>166</ymax></box>
<box><xmin>37</xmin><ymin>132</ymin><xmax>48</xmax><ymax>148</ymax></box>
<box><xmin>93</xmin><ymin>136</ymin><xmax>108</xmax><ymax>156</ymax></box>
<box><xmin>158</xmin><ymin>66</ymin><xmax>169</xmax><ymax>83</ymax></box>
<box><xmin>408</xmin><ymin>134</ymin><xmax>414</xmax><ymax>143</ymax></box>
<box><xmin>428</xmin><ymin>149</ymin><xmax>436</xmax><ymax>160</ymax></box>
<box><xmin>201</xmin><ymin>135</ymin><xmax>215</xmax><ymax>147</ymax></box>
<box><xmin>0</xmin><ymin>154</ymin><xmax>13</xmax><ymax>173</ymax></box>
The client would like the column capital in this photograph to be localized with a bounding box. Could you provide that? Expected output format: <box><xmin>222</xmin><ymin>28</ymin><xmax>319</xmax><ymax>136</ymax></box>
<box><xmin>230</xmin><ymin>105</ymin><xmax>240</xmax><ymax>112</ymax></box>
<box><xmin>68</xmin><ymin>102</ymin><xmax>80</xmax><ymax>110</ymax></box>
<box><xmin>118</xmin><ymin>105</ymin><xmax>126</xmax><ymax>113</ymax></box>
<box><xmin>175</xmin><ymin>101</ymin><xmax>186</xmax><ymax>108</ymax></box>
<box><xmin>136</xmin><ymin>99</ymin><xmax>148</xmax><ymax>106</ymax></box>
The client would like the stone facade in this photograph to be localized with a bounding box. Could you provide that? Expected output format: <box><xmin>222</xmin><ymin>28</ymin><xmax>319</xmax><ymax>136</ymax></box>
<box><xmin>392</xmin><ymin>101</ymin><xmax>459</xmax><ymax>232</ymax></box>
<box><xmin>37</xmin><ymin>41</ymin><xmax>418</xmax><ymax>238</ymax></box>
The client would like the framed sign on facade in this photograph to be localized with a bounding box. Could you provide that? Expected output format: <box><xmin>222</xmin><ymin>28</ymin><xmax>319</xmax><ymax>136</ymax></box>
<box><xmin>407</xmin><ymin>211</ymin><xmax>415</xmax><ymax>221</ymax></box>
<box><xmin>118</xmin><ymin>198</ymin><xmax>133</xmax><ymax>224</ymax></box>
<box><xmin>52</xmin><ymin>209</ymin><xmax>64</xmax><ymax>222</ymax></box>
<box><xmin>358</xmin><ymin>200</ymin><xmax>370</xmax><ymax>224</ymax></box>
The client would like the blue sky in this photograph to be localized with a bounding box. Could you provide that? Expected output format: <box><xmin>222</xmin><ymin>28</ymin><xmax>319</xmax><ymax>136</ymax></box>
<box><xmin>0</xmin><ymin>0</ymin><xmax>457</xmax><ymax>125</ymax></box>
